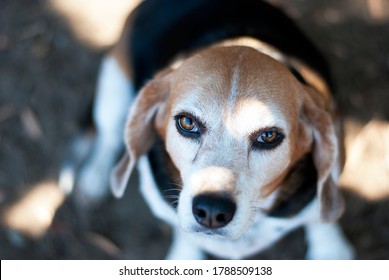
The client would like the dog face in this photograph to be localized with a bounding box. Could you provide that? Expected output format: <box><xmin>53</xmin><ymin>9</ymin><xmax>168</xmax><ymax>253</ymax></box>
<box><xmin>111</xmin><ymin>46</ymin><xmax>343</xmax><ymax>240</ymax></box>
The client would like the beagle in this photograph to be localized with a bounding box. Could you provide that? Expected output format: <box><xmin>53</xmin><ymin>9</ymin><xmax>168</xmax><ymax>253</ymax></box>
<box><xmin>74</xmin><ymin>0</ymin><xmax>355</xmax><ymax>259</ymax></box>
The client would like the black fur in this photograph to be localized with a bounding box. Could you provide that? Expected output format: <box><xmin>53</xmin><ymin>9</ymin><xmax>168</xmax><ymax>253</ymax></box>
<box><xmin>129</xmin><ymin>0</ymin><xmax>333</xmax><ymax>91</ymax></box>
<box><xmin>288</xmin><ymin>65</ymin><xmax>308</xmax><ymax>85</ymax></box>
<box><xmin>148</xmin><ymin>138</ymin><xmax>181</xmax><ymax>209</ymax></box>
<box><xmin>268</xmin><ymin>153</ymin><xmax>317</xmax><ymax>218</ymax></box>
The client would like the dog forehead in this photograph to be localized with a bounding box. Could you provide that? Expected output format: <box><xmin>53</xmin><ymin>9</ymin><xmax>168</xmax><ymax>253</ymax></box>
<box><xmin>169</xmin><ymin>46</ymin><xmax>299</xmax><ymax>128</ymax></box>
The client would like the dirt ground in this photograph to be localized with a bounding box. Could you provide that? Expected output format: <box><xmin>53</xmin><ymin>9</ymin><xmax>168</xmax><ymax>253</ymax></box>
<box><xmin>1</xmin><ymin>0</ymin><xmax>389</xmax><ymax>259</ymax></box>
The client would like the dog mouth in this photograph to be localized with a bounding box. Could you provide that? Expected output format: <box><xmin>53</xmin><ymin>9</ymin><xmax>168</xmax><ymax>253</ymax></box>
<box><xmin>191</xmin><ymin>225</ymin><xmax>235</xmax><ymax>239</ymax></box>
<box><xmin>185</xmin><ymin>217</ymin><xmax>251</xmax><ymax>240</ymax></box>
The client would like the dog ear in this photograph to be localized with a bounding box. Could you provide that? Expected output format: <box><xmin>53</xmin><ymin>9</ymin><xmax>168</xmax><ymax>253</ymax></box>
<box><xmin>302</xmin><ymin>87</ymin><xmax>344</xmax><ymax>222</ymax></box>
<box><xmin>110</xmin><ymin>70</ymin><xmax>172</xmax><ymax>198</ymax></box>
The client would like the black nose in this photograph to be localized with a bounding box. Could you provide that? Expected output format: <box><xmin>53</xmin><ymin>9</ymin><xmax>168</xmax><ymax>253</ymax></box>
<box><xmin>192</xmin><ymin>193</ymin><xmax>236</xmax><ymax>229</ymax></box>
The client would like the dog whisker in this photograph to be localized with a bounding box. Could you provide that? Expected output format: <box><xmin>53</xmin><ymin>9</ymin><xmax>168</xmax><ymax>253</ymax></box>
<box><xmin>250</xmin><ymin>204</ymin><xmax>265</xmax><ymax>212</ymax></box>
<box><xmin>165</xmin><ymin>183</ymin><xmax>183</xmax><ymax>191</ymax></box>
<box><xmin>170</xmin><ymin>180</ymin><xmax>183</xmax><ymax>187</ymax></box>
<box><xmin>250</xmin><ymin>200</ymin><xmax>266</xmax><ymax>206</ymax></box>
<box><xmin>163</xmin><ymin>187</ymin><xmax>182</xmax><ymax>194</ymax></box>
<box><xmin>169</xmin><ymin>199</ymin><xmax>179</xmax><ymax>208</ymax></box>
<box><xmin>165</xmin><ymin>195</ymin><xmax>180</xmax><ymax>200</ymax></box>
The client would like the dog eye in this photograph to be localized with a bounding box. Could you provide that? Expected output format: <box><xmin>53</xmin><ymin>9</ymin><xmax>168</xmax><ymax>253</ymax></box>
<box><xmin>177</xmin><ymin>116</ymin><xmax>199</xmax><ymax>132</ymax></box>
<box><xmin>258</xmin><ymin>131</ymin><xmax>278</xmax><ymax>143</ymax></box>
<box><xmin>252</xmin><ymin>128</ymin><xmax>284</xmax><ymax>150</ymax></box>
<box><xmin>174</xmin><ymin>114</ymin><xmax>203</xmax><ymax>140</ymax></box>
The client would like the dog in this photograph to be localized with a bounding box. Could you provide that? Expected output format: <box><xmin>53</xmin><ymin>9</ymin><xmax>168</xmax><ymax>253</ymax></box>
<box><xmin>69</xmin><ymin>0</ymin><xmax>355</xmax><ymax>259</ymax></box>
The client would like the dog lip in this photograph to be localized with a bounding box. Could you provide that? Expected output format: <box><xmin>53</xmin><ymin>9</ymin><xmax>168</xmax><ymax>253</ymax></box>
<box><xmin>192</xmin><ymin>225</ymin><xmax>232</xmax><ymax>238</ymax></box>
<box><xmin>194</xmin><ymin>227</ymin><xmax>215</xmax><ymax>235</ymax></box>
<box><xmin>193</xmin><ymin>225</ymin><xmax>220</xmax><ymax>235</ymax></box>
<box><xmin>189</xmin><ymin>220</ymin><xmax>251</xmax><ymax>240</ymax></box>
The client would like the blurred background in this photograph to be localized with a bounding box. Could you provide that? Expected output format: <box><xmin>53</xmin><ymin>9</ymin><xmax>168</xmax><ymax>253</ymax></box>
<box><xmin>0</xmin><ymin>0</ymin><xmax>388</xmax><ymax>259</ymax></box>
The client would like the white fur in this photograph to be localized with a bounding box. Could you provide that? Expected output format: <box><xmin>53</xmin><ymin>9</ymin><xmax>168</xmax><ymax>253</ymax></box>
<box><xmin>138</xmin><ymin>155</ymin><xmax>177</xmax><ymax>226</ymax></box>
<box><xmin>166</xmin><ymin>229</ymin><xmax>205</xmax><ymax>260</ymax></box>
<box><xmin>228</xmin><ymin>64</ymin><xmax>241</xmax><ymax>112</ymax></box>
<box><xmin>77</xmin><ymin>56</ymin><xmax>134</xmax><ymax>205</ymax></box>
<box><xmin>305</xmin><ymin>222</ymin><xmax>355</xmax><ymax>260</ymax></box>
<box><xmin>138</xmin><ymin>155</ymin><xmax>353</xmax><ymax>259</ymax></box>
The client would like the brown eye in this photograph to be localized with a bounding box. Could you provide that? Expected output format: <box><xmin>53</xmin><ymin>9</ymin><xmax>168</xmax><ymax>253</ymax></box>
<box><xmin>252</xmin><ymin>128</ymin><xmax>284</xmax><ymax>150</ymax></box>
<box><xmin>174</xmin><ymin>113</ymin><xmax>205</xmax><ymax>141</ymax></box>
<box><xmin>258</xmin><ymin>131</ymin><xmax>278</xmax><ymax>143</ymax></box>
<box><xmin>177</xmin><ymin>116</ymin><xmax>199</xmax><ymax>133</ymax></box>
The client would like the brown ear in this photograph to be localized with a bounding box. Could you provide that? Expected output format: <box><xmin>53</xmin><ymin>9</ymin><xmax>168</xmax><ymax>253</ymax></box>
<box><xmin>110</xmin><ymin>71</ymin><xmax>172</xmax><ymax>198</ymax></box>
<box><xmin>302</xmin><ymin>87</ymin><xmax>344</xmax><ymax>222</ymax></box>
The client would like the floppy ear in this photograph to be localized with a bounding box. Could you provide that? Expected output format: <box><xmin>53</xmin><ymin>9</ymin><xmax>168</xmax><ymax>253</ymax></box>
<box><xmin>302</xmin><ymin>87</ymin><xmax>344</xmax><ymax>222</ymax></box>
<box><xmin>110</xmin><ymin>71</ymin><xmax>172</xmax><ymax>198</ymax></box>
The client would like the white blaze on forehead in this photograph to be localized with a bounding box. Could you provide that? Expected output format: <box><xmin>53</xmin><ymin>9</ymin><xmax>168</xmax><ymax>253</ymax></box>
<box><xmin>226</xmin><ymin>99</ymin><xmax>288</xmax><ymax>136</ymax></box>
<box><xmin>228</xmin><ymin>65</ymin><xmax>240</xmax><ymax>112</ymax></box>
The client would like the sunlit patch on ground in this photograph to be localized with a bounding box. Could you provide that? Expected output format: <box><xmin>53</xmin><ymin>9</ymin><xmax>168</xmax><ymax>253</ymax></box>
<box><xmin>2</xmin><ymin>181</ymin><xmax>65</xmax><ymax>239</ymax></box>
<box><xmin>46</xmin><ymin>0</ymin><xmax>142</xmax><ymax>49</ymax></box>
<box><xmin>341</xmin><ymin>119</ymin><xmax>389</xmax><ymax>201</ymax></box>
<box><xmin>366</xmin><ymin>0</ymin><xmax>389</xmax><ymax>23</ymax></box>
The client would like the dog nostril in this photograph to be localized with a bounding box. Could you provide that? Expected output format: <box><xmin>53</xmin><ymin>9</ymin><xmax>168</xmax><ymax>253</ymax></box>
<box><xmin>216</xmin><ymin>213</ymin><xmax>227</xmax><ymax>224</ymax></box>
<box><xmin>195</xmin><ymin>208</ymin><xmax>207</xmax><ymax>219</ymax></box>
<box><xmin>192</xmin><ymin>193</ymin><xmax>236</xmax><ymax>229</ymax></box>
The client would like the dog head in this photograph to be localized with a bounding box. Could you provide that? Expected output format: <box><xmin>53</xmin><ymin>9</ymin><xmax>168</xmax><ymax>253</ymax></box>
<box><xmin>111</xmin><ymin>46</ymin><xmax>343</xmax><ymax>239</ymax></box>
